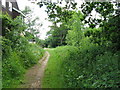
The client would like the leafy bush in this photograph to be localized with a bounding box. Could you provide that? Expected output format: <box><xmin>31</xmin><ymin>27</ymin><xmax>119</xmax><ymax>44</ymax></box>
<box><xmin>63</xmin><ymin>10</ymin><xmax>120</xmax><ymax>88</ymax></box>
<box><xmin>1</xmin><ymin>13</ymin><xmax>45</xmax><ymax>88</ymax></box>
<box><xmin>43</xmin><ymin>45</ymin><xmax>119</xmax><ymax>88</ymax></box>
<box><xmin>2</xmin><ymin>37</ymin><xmax>44</xmax><ymax>88</ymax></box>
<box><xmin>62</xmin><ymin>46</ymin><xmax>119</xmax><ymax>88</ymax></box>
<box><xmin>2</xmin><ymin>51</ymin><xmax>25</xmax><ymax>87</ymax></box>
<box><xmin>18</xmin><ymin>43</ymin><xmax>44</xmax><ymax>68</ymax></box>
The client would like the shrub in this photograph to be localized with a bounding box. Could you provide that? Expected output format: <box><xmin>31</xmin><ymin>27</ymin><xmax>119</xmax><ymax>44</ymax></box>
<box><xmin>44</xmin><ymin>45</ymin><xmax>119</xmax><ymax>88</ymax></box>
<box><xmin>2</xmin><ymin>39</ymin><xmax>44</xmax><ymax>87</ymax></box>
<box><xmin>62</xmin><ymin>46</ymin><xmax>119</xmax><ymax>88</ymax></box>
<box><xmin>1</xmin><ymin>13</ymin><xmax>45</xmax><ymax>88</ymax></box>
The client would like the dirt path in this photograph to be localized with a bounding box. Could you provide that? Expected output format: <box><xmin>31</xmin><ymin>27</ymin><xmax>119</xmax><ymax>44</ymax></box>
<box><xmin>20</xmin><ymin>51</ymin><xmax>50</xmax><ymax>88</ymax></box>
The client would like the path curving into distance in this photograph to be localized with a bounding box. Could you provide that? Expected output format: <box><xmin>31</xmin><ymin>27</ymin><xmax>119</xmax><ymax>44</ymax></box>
<box><xmin>20</xmin><ymin>51</ymin><xmax>50</xmax><ymax>88</ymax></box>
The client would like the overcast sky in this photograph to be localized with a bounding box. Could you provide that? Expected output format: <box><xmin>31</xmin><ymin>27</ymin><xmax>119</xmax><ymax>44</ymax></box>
<box><xmin>16</xmin><ymin>0</ymin><xmax>99</xmax><ymax>40</ymax></box>
<box><xmin>17</xmin><ymin>0</ymin><xmax>52</xmax><ymax>40</ymax></box>
<box><xmin>16</xmin><ymin>0</ymin><xmax>86</xmax><ymax>40</ymax></box>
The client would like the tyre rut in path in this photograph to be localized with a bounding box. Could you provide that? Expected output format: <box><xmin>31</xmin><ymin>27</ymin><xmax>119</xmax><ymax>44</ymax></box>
<box><xmin>21</xmin><ymin>51</ymin><xmax>50</xmax><ymax>88</ymax></box>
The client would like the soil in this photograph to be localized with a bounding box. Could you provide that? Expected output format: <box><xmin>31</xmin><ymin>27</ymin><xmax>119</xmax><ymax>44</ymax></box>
<box><xmin>20</xmin><ymin>51</ymin><xmax>50</xmax><ymax>88</ymax></box>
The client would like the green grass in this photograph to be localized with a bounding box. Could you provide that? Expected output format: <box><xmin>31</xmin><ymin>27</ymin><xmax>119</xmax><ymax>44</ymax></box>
<box><xmin>42</xmin><ymin>46</ymin><xmax>120</xmax><ymax>88</ymax></box>
<box><xmin>42</xmin><ymin>49</ymin><xmax>64</xmax><ymax>88</ymax></box>
<box><xmin>42</xmin><ymin>46</ymin><xmax>78</xmax><ymax>88</ymax></box>
<box><xmin>2</xmin><ymin>43</ymin><xmax>45</xmax><ymax>88</ymax></box>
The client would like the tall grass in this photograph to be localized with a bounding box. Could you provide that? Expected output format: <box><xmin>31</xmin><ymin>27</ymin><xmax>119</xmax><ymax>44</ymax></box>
<box><xmin>42</xmin><ymin>48</ymin><xmax>64</xmax><ymax>88</ymax></box>
<box><xmin>42</xmin><ymin>46</ymin><xmax>119</xmax><ymax>88</ymax></box>
<box><xmin>1</xmin><ymin>13</ymin><xmax>45</xmax><ymax>88</ymax></box>
<box><xmin>42</xmin><ymin>46</ymin><xmax>79</xmax><ymax>88</ymax></box>
<box><xmin>2</xmin><ymin>42</ymin><xmax>44</xmax><ymax>88</ymax></box>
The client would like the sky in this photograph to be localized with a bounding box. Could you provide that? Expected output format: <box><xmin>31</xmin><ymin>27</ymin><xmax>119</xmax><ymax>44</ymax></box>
<box><xmin>16</xmin><ymin>0</ymin><xmax>99</xmax><ymax>40</ymax></box>
<box><xmin>17</xmin><ymin>0</ymin><xmax>52</xmax><ymax>40</ymax></box>
<box><xmin>16</xmin><ymin>0</ymin><xmax>86</xmax><ymax>40</ymax></box>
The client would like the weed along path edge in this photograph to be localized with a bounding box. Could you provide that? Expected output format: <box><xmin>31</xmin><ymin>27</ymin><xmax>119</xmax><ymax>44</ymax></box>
<box><xmin>20</xmin><ymin>51</ymin><xmax>50</xmax><ymax>88</ymax></box>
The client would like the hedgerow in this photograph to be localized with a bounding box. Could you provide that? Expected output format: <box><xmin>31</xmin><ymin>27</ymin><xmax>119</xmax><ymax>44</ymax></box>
<box><xmin>1</xmin><ymin>14</ymin><xmax>44</xmax><ymax>88</ymax></box>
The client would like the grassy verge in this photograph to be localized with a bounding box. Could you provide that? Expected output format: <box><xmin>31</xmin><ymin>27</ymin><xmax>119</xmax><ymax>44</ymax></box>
<box><xmin>42</xmin><ymin>49</ymin><xmax>64</xmax><ymax>88</ymax></box>
<box><xmin>42</xmin><ymin>46</ymin><xmax>119</xmax><ymax>88</ymax></box>
<box><xmin>42</xmin><ymin>46</ymin><xmax>78</xmax><ymax>88</ymax></box>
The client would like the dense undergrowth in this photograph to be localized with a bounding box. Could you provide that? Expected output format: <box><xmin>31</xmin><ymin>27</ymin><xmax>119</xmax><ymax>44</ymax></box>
<box><xmin>1</xmin><ymin>1</ymin><xmax>120</xmax><ymax>88</ymax></box>
<box><xmin>42</xmin><ymin>9</ymin><xmax>120</xmax><ymax>88</ymax></box>
<box><xmin>2</xmin><ymin>38</ymin><xmax>44</xmax><ymax>88</ymax></box>
<box><xmin>42</xmin><ymin>12</ymin><xmax>120</xmax><ymax>88</ymax></box>
<box><xmin>1</xmin><ymin>14</ymin><xmax>44</xmax><ymax>88</ymax></box>
<box><xmin>43</xmin><ymin>46</ymin><xmax>119</xmax><ymax>88</ymax></box>
<box><xmin>2</xmin><ymin>43</ymin><xmax>44</xmax><ymax>88</ymax></box>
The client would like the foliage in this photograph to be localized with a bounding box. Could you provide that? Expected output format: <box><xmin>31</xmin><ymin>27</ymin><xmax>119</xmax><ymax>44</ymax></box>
<box><xmin>38</xmin><ymin>1</ymin><xmax>120</xmax><ymax>48</ymax></box>
<box><xmin>1</xmin><ymin>0</ymin><xmax>120</xmax><ymax>88</ymax></box>
<box><xmin>63</xmin><ymin>46</ymin><xmax>119</xmax><ymax>88</ymax></box>
<box><xmin>84</xmin><ymin>15</ymin><xmax>120</xmax><ymax>51</ymax></box>
<box><xmin>37</xmin><ymin>1</ymin><xmax>76</xmax><ymax>23</ymax></box>
<box><xmin>42</xmin><ymin>46</ymin><xmax>78</xmax><ymax>88</ymax></box>
<box><xmin>81</xmin><ymin>2</ymin><xmax>114</xmax><ymax>28</ymax></box>
<box><xmin>41</xmin><ymin>1</ymin><xmax>120</xmax><ymax>88</ymax></box>
<box><xmin>38</xmin><ymin>1</ymin><xmax>77</xmax><ymax>48</ymax></box>
<box><xmin>1</xmin><ymin>13</ymin><xmax>44</xmax><ymax>88</ymax></box>
<box><xmin>22</xmin><ymin>6</ymin><xmax>42</xmax><ymax>43</ymax></box>
<box><xmin>45</xmin><ymin>23</ymin><xmax>69</xmax><ymax>47</ymax></box>
<box><xmin>43</xmin><ymin>46</ymin><xmax>120</xmax><ymax>88</ymax></box>
<box><xmin>66</xmin><ymin>11</ymin><xmax>84</xmax><ymax>47</ymax></box>
<box><xmin>102</xmin><ymin>15</ymin><xmax>120</xmax><ymax>50</ymax></box>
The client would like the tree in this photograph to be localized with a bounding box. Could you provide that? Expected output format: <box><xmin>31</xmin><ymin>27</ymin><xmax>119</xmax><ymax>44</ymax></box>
<box><xmin>81</xmin><ymin>2</ymin><xmax>114</xmax><ymax>28</ymax></box>
<box><xmin>66</xmin><ymin>11</ymin><xmax>84</xmax><ymax>47</ymax></box>
<box><xmin>22</xmin><ymin>6</ymin><xmax>42</xmax><ymax>42</ymax></box>
<box><xmin>37</xmin><ymin>0</ymin><xmax>77</xmax><ymax>47</ymax></box>
<box><xmin>37</xmin><ymin>0</ymin><xmax>77</xmax><ymax>24</ymax></box>
<box><xmin>82</xmin><ymin>1</ymin><xmax>120</xmax><ymax>50</ymax></box>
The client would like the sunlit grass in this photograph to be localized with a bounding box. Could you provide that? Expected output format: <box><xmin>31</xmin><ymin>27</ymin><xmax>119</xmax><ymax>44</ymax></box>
<box><xmin>42</xmin><ymin>46</ymin><xmax>78</xmax><ymax>88</ymax></box>
<box><xmin>42</xmin><ymin>48</ymin><xmax>64</xmax><ymax>88</ymax></box>
<box><xmin>42</xmin><ymin>46</ymin><xmax>119</xmax><ymax>88</ymax></box>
